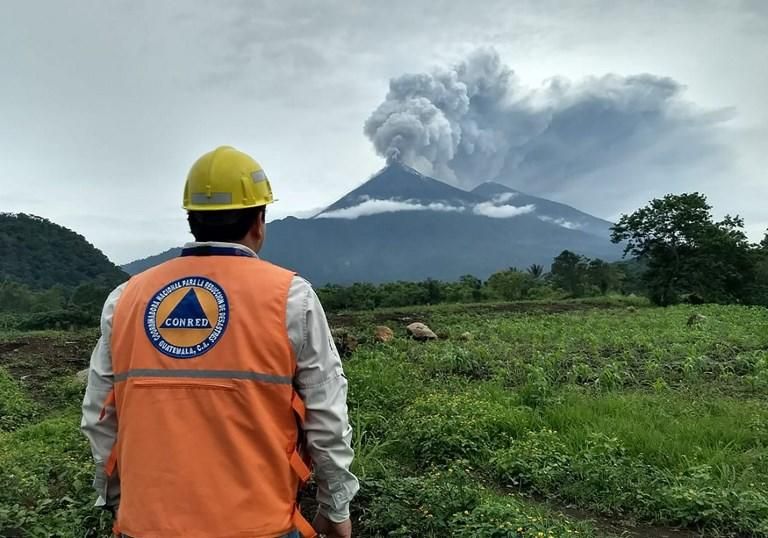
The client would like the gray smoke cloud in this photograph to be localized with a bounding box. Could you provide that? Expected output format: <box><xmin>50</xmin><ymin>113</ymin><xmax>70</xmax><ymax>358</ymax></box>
<box><xmin>364</xmin><ymin>48</ymin><xmax>731</xmax><ymax>199</ymax></box>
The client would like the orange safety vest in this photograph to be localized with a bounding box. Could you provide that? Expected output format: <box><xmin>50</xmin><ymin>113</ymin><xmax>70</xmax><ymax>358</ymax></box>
<box><xmin>103</xmin><ymin>245</ymin><xmax>317</xmax><ymax>538</ymax></box>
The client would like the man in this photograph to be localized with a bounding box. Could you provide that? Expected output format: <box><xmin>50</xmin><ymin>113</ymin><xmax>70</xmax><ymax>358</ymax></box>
<box><xmin>81</xmin><ymin>146</ymin><xmax>358</xmax><ymax>538</ymax></box>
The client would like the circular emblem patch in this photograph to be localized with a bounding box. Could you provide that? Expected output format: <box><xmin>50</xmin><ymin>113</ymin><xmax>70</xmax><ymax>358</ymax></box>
<box><xmin>144</xmin><ymin>276</ymin><xmax>229</xmax><ymax>359</ymax></box>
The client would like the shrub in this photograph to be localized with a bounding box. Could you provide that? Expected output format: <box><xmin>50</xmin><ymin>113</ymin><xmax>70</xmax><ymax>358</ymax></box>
<box><xmin>0</xmin><ymin>368</ymin><xmax>38</xmax><ymax>431</ymax></box>
<box><xmin>423</xmin><ymin>346</ymin><xmax>492</xmax><ymax>380</ymax></box>
<box><xmin>17</xmin><ymin>309</ymin><xmax>98</xmax><ymax>331</ymax></box>
<box><xmin>491</xmin><ymin>429</ymin><xmax>571</xmax><ymax>492</ymax></box>
<box><xmin>0</xmin><ymin>414</ymin><xmax>112</xmax><ymax>537</ymax></box>
<box><xmin>357</xmin><ymin>465</ymin><xmax>594</xmax><ymax>538</ymax></box>
<box><xmin>452</xmin><ymin>496</ymin><xmax>593</xmax><ymax>538</ymax></box>
<box><xmin>357</xmin><ymin>466</ymin><xmax>482</xmax><ymax>537</ymax></box>
<box><xmin>491</xmin><ymin>429</ymin><xmax>768</xmax><ymax>534</ymax></box>
<box><xmin>395</xmin><ymin>391</ymin><xmax>533</xmax><ymax>466</ymax></box>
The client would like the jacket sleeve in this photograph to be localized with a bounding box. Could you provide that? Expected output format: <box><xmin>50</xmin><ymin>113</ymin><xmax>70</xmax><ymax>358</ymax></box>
<box><xmin>287</xmin><ymin>277</ymin><xmax>359</xmax><ymax>523</ymax></box>
<box><xmin>80</xmin><ymin>283</ymin><xmax>127</xmax><ymax>508</ymax></box>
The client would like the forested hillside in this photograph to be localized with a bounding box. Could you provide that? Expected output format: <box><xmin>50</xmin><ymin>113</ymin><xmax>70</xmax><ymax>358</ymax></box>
<box><xmin>0</xmin><ymin>213</ymin><xmax>126</xmax><ymax>289</ymax></box>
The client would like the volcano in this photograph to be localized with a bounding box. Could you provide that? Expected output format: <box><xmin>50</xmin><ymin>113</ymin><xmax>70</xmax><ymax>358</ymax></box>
<box><xmin>123</xmin><ymin>163</ymin><xmax>621</xmax><ymax>284</ymax></box>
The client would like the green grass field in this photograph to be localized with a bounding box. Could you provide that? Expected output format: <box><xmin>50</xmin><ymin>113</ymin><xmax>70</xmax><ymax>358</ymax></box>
<box><xmin>1</xmin><ymin>300</ymin><xmax>767</xmax><ymax>537</ymax></box>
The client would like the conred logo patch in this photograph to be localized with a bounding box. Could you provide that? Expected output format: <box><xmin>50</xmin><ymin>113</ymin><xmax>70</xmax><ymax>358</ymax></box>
<box><xmin>144</xmin><ymin>276</ymin><xmax>229</xmax><ymax>359</ymax></box>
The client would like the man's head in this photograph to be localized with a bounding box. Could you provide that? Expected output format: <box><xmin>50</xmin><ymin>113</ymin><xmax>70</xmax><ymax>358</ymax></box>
<box><xmin>183</xmin><ymin>146</ymin><xmax>275</xmax><ymax>253</ymax></box>
<box><xmin>187</xmin><ymin>205</ymin><xmax>267</xmax><ymax>252</ymax></box>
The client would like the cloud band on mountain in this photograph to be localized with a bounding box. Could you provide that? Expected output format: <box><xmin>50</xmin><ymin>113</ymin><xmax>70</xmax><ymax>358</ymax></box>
<box><xmin>473</xmin><ymin>202</ymin><xmax>535</xmax><ymax>219</ymax></box>
<box><xmin>316</xmin><ymin>197</ymin><xmax>537</xmax><ymax>220</ymax></box>
<box><xmin>364</xmin><ymin>48</ymin><xmax>731</xmax><ymax>200</ymax></box>
<box><xmin>315</xmin><ymin>199</ymin><xmax>465</xmax><ymax>219</ymax></box>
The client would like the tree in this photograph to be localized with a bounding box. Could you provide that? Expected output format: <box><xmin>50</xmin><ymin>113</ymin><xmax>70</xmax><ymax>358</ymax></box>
<box><xmin>69</xmin><ymin>282</ymin><xmax>113</xmax><ymax>312</ymax></box>
<box><xmin>346</xmin><ymin>283</ymin><xmax>380</xmax><ymax>310</ymax></box>
<box><xmin>487</xmin><ymin>269</ymin><xmax>536</xmax><ymax>301</ymax></box>
<box><xmin>0</xmin><ymin>280</ymin><xmax>34</xmax><ymax>313</ymax></box>
<box><xmin>458</xmin><ymin>275</ymin><xmax>484</xmax><ymax>302</ymax></box>
<box><xmin>751</xmin><ymin>254</ymin><xmax>768</xmax><ymax>306</ymax></box>
<box><xmin>32</xmin><ymin>285</ymin><xmax>67</xmax><ymax>312</ymax></box>
<box><xmin>527</xmin><ymin>264</ymin><xmax>544</xmax><ymax>280</ymax></box>
<box><xmin>421</xmin><ymin>278</ymin><xmax>443</xmax><ymax>304</ymax></box>
<box><xmin>316</xmin><ymin>284</ymin><xmax>347</xmax><ymax>310</ymax></box>
<box><xmin>748</xmin><ymin>231</ymin><xmax>768</xmax><ymax>306</ymax></box>
<box><xmin>612</xmin><ymin>260</ymin><xmax>646</xmax><ymax>296</ymax></box>
<box><xmin>611</xmin><ymin>193</ymin><xmax>756</xmax><ymax>305</ymax></box>
<box><xmin>586</xmin><ymin>259</ymin><xmax>618</xmax><ymax>295</ymax></box>
<box><xmin>550</xmin><ymin>250</ymin><xmax>589</xmax><ymax>297</ymax></box>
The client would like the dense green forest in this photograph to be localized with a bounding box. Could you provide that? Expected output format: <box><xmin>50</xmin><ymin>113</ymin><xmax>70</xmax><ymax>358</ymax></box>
<box><xmin>0</xmin><ymin>213</ymin><xmax>127</xmax><ymax>330</ymax></box>
<box><xmin>0</xmin><ymin>213</ymin><xmax>126</xmax><ymax>289</ymax></box>
<box><xmin>0</xmin><ymin>280</ymin><xmax>117</xmax><ymax>330</ymax></box>
<box><xmin>316</xmin><ymin>256</ymin><xmax>644</xmax><ymax>311</ymax></box>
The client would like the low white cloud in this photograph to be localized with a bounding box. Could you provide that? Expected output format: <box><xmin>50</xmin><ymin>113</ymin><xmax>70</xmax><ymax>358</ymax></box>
<box><xmin>316</xmin><ymin>199</ymin><xmax>465</xmax><ymax>219</ymax></box>
<box><xmin>539</xmin><ymin>215</ymin><xmax>581</xmax><ymax>230</ymax></box>
<box><xmin>473</xmin><ymin>202</ymin><xmax>535</xmax><ymax>219</ymax></box>
<box><xmin>318</xmin><ymin>197</ymin><xmax>537</xmax><ymax>220</ymax></box>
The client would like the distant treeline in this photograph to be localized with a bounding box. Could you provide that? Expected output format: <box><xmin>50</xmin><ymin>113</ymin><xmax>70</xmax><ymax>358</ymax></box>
<box><xmin>317</xmin><ymin>253</ymin><xmax>644</xmax><ymax>311</ymax></box>
<box><xmin>0</xmin><ymin>281</ymin><xmax>112</xmax><ymax>331</ymax></box>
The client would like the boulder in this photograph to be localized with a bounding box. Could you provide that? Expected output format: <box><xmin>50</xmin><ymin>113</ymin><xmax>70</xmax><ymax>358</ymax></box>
<box><xmin>406</xmin><ymin>322</ymin><xmax>438</xmax><ymax>341</ymax></box>
<box><xmin>75</xmin><ymin>368</ymin><xmax>90</xmax><ymax>385</ymax></box>
<box><xmin>332</xmin><ymin>328</ymin><xmax>359</xmax><ymax>357</ymax></box>
<box><xmin>458</xmin><ymin>332</ymin><xmax>474</xmax><ymax>342</ymax></box>
<box><xmin>374</xmin><ymin>326</ymin><xmax>394</xmax><ymax>343</ymax></box>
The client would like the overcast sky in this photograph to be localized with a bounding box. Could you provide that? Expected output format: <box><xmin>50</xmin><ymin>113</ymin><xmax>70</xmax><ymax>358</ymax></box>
<box><xmin>1</xmin><ymin>0</ymin><xmax>766</xmax><ymax>264</ymax></box>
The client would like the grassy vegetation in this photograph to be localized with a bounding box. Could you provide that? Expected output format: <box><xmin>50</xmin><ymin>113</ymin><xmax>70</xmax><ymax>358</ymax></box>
<box><xmin>0</xmin><ymin>300</ymin><xmax>766</xmax><ymax>536</ymax></box>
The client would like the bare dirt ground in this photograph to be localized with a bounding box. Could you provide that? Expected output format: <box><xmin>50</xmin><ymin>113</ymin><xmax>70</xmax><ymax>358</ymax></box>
<box><xmin>0</xmin><ymin>332</ymin><xmax>94</xmax><ymax>399</ymax></box>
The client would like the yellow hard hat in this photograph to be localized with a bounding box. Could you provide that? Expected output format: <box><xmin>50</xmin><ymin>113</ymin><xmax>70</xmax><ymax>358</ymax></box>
<box><xmin>183</xmin><ymin>146</ymin><xmax>275</xmax><ymax>211</ymax></box>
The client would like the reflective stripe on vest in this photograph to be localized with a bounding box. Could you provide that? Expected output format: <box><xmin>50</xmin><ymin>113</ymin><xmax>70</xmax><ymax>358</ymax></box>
<box><xmin>113</xmin><ymin>368</ymin><xmax>293</xmax><ymax>385</ymax></box>
<box><xmin>110</xmin><ymin>252</ymin><xmax>316</xmax><ymax>538</ymax></box>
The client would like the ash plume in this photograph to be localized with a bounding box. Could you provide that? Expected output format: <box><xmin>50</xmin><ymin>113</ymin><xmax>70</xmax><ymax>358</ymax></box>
<box><xmin>364</xmin><ymin>48</ymin><xmax>730</xmax><ymax>200</ymax></box>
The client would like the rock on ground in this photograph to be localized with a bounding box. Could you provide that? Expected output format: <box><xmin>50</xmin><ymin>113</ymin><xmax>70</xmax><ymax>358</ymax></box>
<box><xmin>75</xmin><ymin>368</ymin><xmax>89</xmax><ymax>385</ymax></box>
<box><xmin>332</xmin><ymin>328</ymin><xmax>359</xmax><ymax>357</ymax></box>
<box><xmin>406</xmin><ymin>322</ymin><xmax>438</xmax><ymax>341</ymax></box>
<box><xmin>374</xmin><ymin>326</ymin><xmax>394</xmax><ymax>343</ymax></box>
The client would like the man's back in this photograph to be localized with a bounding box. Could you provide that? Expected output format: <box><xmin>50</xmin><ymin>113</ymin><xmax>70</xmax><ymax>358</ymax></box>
<box><xmin>109</xmin><ymin>250</ymin><xmax>306</xmax><ymax>536</ymax></box>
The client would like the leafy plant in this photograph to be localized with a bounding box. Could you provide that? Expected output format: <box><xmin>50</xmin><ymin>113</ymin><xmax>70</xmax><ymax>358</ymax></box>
<box><xmin>0</xmin><ymin>368</ymin><xmax>38</xmax><ymax>431</ymax></box>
